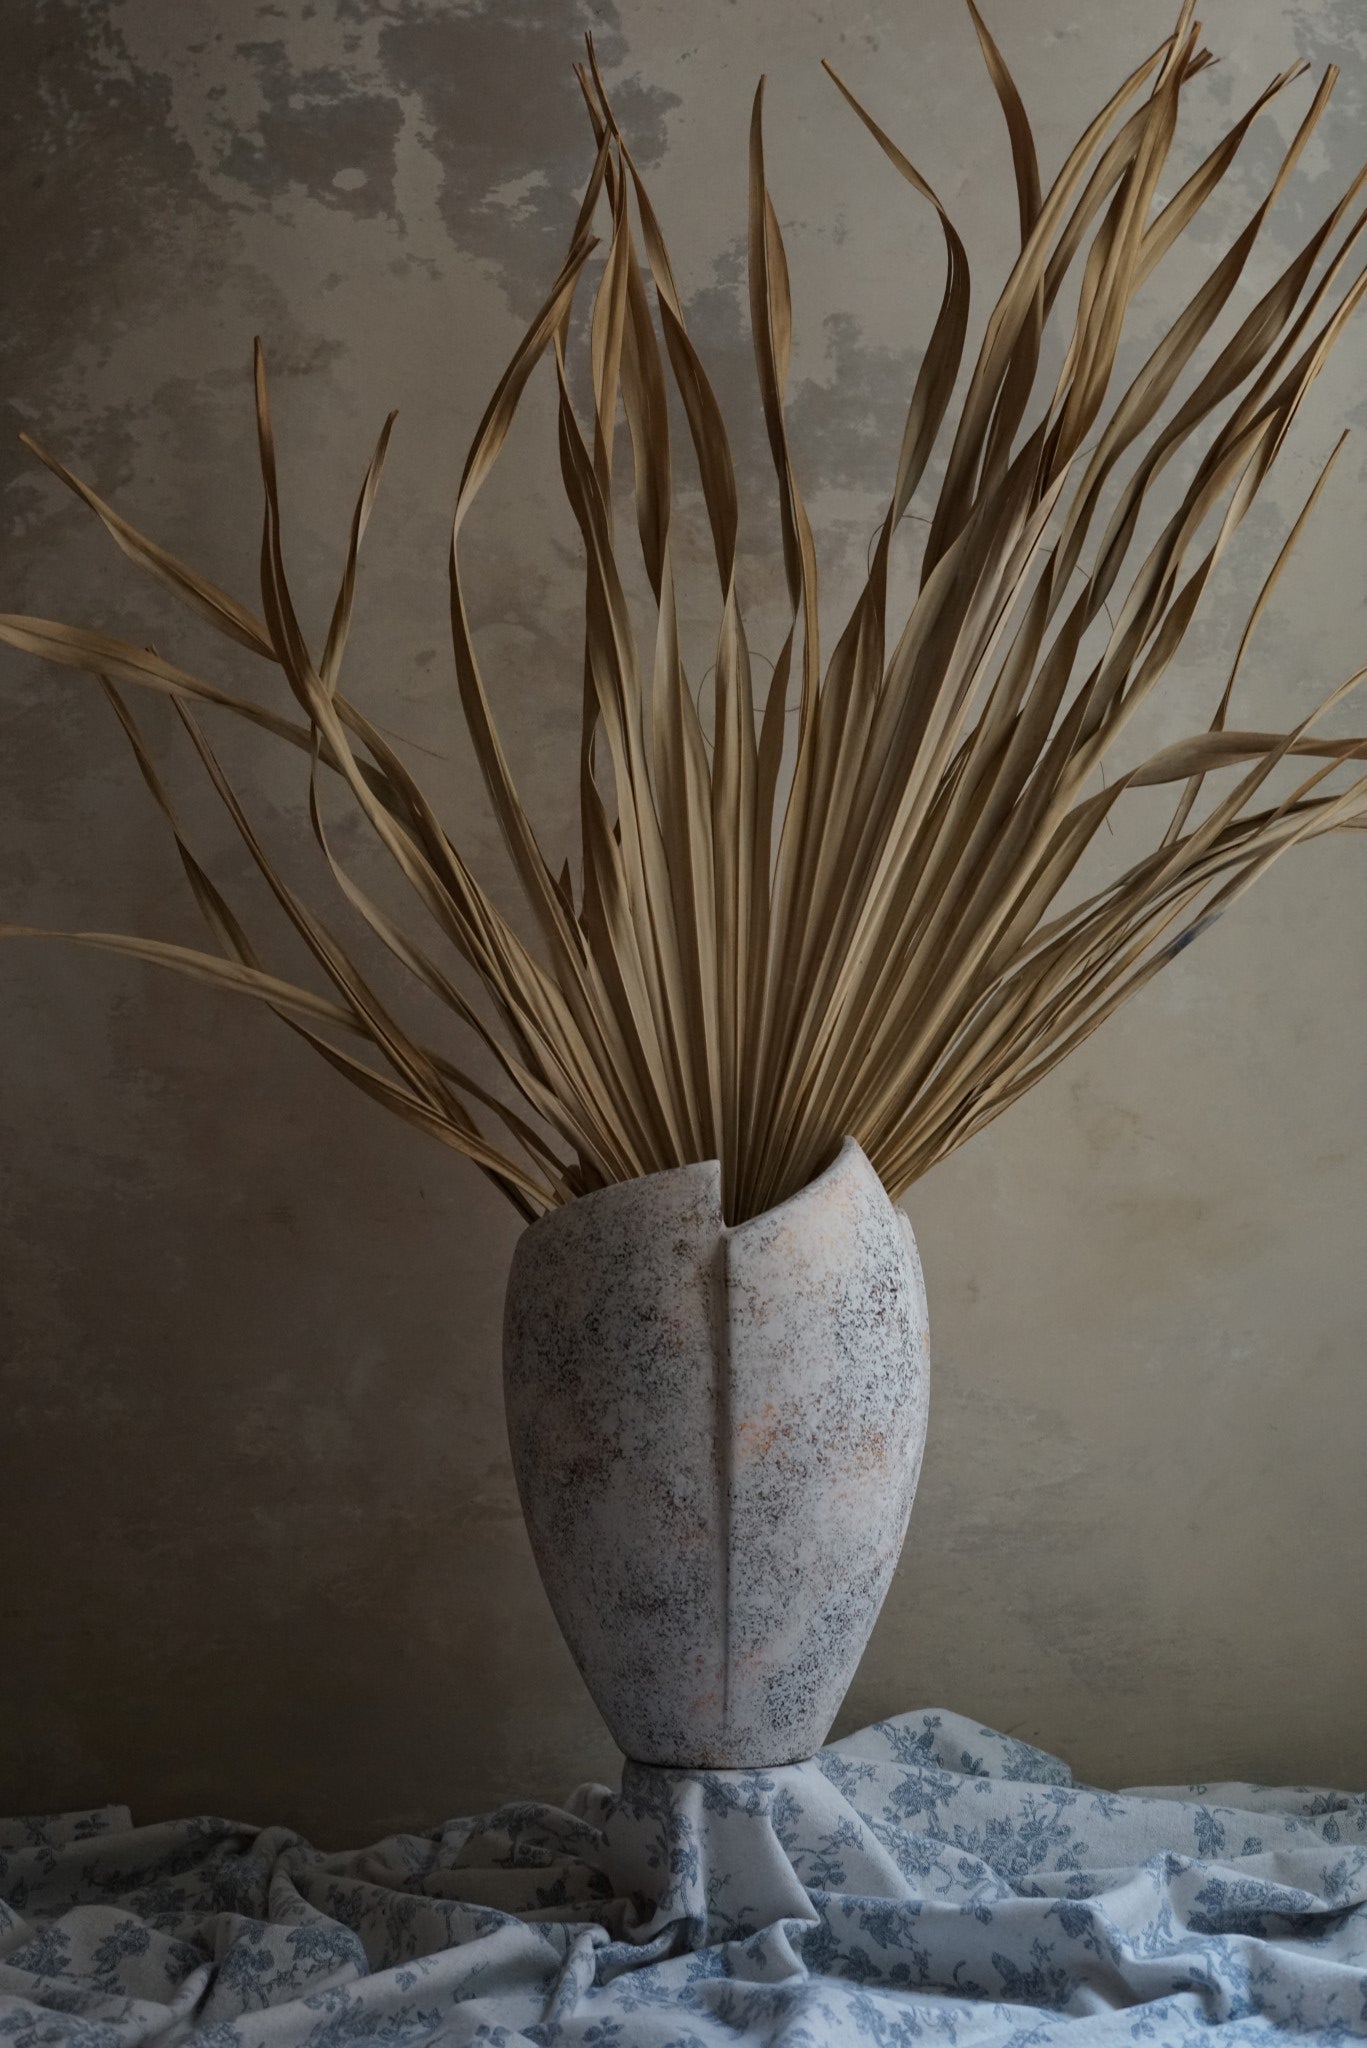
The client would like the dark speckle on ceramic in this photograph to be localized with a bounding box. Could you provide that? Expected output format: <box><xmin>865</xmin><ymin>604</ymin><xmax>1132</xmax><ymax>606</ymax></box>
<box><xmin>503</xmin><ymin>1138</ymin><xmax>930</xmax><ymax>1767</ymax></box>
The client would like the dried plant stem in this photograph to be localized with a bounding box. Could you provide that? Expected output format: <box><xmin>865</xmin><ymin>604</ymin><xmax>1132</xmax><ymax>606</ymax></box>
<box><xmin>4</xmin><ymin>5</ymin><xmax>1367</xmax><ymax>1225</ymax></box>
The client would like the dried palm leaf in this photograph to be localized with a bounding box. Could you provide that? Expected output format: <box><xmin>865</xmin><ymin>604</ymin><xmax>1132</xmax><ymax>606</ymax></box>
<box><xmin>4</xmin><ymin>6</ymin><xmax>1367</xmax><ymax>1225</ymax></box>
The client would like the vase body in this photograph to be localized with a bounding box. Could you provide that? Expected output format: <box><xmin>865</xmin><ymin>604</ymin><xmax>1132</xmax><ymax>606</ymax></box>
<box><xmin>502</xmin><ymin>1136</ymin><xmax>929</xmax><ymax>1768</ymax></box>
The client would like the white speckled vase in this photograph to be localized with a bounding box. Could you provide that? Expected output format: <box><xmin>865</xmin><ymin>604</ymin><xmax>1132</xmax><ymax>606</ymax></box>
<box><xmin>502</xmin><ymin>1136</ymin><xmax>930</xmax><ymax>1768</ymax></box>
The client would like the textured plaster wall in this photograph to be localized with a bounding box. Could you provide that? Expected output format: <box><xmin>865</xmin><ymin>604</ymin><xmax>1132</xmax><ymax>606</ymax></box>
<box><xmin>2</xmin><ymin>0</ymin><xmax>1365</xmax><ymax>1846</ymax></box>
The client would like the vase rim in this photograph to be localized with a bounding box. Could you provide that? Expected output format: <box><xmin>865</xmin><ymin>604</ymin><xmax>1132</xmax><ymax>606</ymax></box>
<box><xmin>521</xmin><ymin>1134</ymin><xmax>884</xmax><ymax>1244</ymax></box>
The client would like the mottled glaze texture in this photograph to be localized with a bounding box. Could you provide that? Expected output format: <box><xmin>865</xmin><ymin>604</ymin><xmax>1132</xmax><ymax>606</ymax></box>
<box><xmin>503</xmin><ymin>1139</ymin><xmax>930</xmax><ymax>1766</ymax></box>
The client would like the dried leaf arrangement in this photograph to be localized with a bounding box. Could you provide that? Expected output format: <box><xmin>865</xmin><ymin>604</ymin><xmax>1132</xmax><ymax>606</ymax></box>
<box><xmin>5</xmin><ymin>5</ymin><xmax>1367</xmax><ymax>1228</ymax></box>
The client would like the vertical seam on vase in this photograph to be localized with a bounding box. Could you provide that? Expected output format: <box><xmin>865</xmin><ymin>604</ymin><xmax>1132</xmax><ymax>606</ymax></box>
<box><xmin>713</xmin><ymin>1235</ymin><xmax>733</xmax><ymax>1741</ymax></box>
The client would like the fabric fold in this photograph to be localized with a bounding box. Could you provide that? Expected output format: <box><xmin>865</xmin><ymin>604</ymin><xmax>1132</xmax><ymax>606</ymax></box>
<box><xmin>1</xmin><ymin>1709</ymin><xmax>1364</xmax><ymax>2044</ymax></box>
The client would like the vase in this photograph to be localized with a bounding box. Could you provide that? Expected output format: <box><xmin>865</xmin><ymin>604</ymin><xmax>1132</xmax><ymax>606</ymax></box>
<box><xmin>502</xmin><ymin>1136</ymin><xmax>930</xmax><ymax>1768</ymax></box>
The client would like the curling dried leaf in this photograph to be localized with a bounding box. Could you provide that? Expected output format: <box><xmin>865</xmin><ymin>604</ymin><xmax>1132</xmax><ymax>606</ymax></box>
<box><xmin>4</xmin><ymin>5</ymin><xmax>1367</xmax><ymax>1225</ymax></box>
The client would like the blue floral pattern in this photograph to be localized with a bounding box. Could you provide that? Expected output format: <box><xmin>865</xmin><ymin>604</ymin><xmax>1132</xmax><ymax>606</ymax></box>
<box><xmin>1</xmin><ymin>1710</ymin><xmax>1365</xmax><ymax>2043</ymax></box>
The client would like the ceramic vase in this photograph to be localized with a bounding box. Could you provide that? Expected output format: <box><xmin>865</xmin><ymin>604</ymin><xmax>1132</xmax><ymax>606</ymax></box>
<box><xmin>502</xmin><ymin>1136</ymin><xmax>930</xmax><ymax>1768</ymax></box>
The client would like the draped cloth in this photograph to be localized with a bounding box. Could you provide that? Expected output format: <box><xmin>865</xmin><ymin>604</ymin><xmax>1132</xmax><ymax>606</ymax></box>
<box><xmin>3</xmin><ymin>1709</ymin><xmax>1366</xmax><ymax>2044</ymax></box>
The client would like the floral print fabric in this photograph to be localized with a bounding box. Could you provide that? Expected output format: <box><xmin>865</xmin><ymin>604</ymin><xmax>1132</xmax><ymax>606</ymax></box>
<box><xmin>2</xmin><ymin>1709</ymin><xmax>1366</xmax><ymax>2044</ymax></box>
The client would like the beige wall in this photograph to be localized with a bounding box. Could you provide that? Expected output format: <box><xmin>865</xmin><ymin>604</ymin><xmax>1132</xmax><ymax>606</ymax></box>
<box><xmin>2</xmin><ymin>0</ymin><xmax>1365</xmax><ymax>1846</ymax></box>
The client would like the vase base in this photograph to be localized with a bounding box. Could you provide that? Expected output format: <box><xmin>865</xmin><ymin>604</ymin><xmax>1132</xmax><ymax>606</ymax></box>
<box><xmin>622</xmin><ymin>1748</ymin><xmax>818</xmax><ymax>1773</ymax></box>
